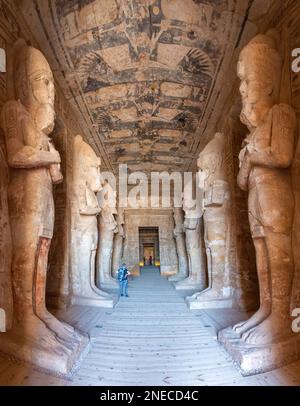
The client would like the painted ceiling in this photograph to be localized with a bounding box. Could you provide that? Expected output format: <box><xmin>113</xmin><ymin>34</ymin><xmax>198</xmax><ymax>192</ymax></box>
<box><xmin>20</xmin><ymin>0</ymin><xmax>260</xmax><ymax>173</ymax></box>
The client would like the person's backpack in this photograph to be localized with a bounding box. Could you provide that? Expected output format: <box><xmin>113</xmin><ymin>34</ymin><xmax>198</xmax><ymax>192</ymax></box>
<box><xmin>117</xmin><ymin>267</ymin><xmax>125</xmax><ymax>281</ymax></box>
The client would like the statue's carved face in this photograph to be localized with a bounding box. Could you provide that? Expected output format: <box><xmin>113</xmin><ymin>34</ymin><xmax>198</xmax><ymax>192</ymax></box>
<box><xmin>100</xmin><ymin>184</ymin><xmax>117</xmax><ymax>215</ymax></box>
<box><xmin>173</xmin><ymin>208</ymin><xmax>183</xmax><ymax>224</ymax></box>
<box><xmin>183</xmin><ymin>199</ymin><xmax>202</xmax><ymax>219</ymax></box>
<box><xmin>238</xmin><ymin>57</ymin><xmax>274</xmax><ymax>129</ymax></box>
<box><xmin>198</xmin><ymin>153</ymin><xmax>220</xmax><ymax>188</ymax></box>
<box><xmin>28</xmin><ymin>69</ymin><xmax>55</xmax><ymax>134</ymax></box>
<box><xmin>88</xmin><ymin>159</ymin><xmax>102</xmax><ymax>192</ymax></box>
<box><xmin>31</xmin><ymin>70</ymin><xmax>55</xmax><ymax>106</ymax></box>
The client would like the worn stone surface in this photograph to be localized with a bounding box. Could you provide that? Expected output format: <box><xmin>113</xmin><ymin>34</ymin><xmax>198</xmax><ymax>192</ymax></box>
<box><xmin>226</xmin><ymin>115</ymin><xmax>259</xmax><ymax>311</ymax></box>
<box><xmin>96</xmin><ymin>182</ymin><xmax>119</xmax><ymax>290</ymax></box>
<box><xmin>219</xmin><ymin>29</ymin><xmax>299</xmax><ymax>374</ymax></box>
<box><xmin>219</xmin><ymin>326</ymin><xmax>300</xmax><ymax>376</ymax></box>
<box><xmin>71</xmin><ymin>135</ymin><xmax>115</xmax><ymax>307</ymax></box>
<box><xmin>112</xmin><ymin>207</ymin><xmax>125</xmax><ymax>277</ymax></box>
<box><xmin>187</xmin><ymin>132</ymin><xmax>233</xmax><ymax>309</ymax></box>
<box><xmin>0</xmin><ymin>136</ymin><xmax>12</xmax><ymax>331</ymax></box>
<box><xmin>168</xmin><ymin>208</ymin><xmax>189</xmax><ymax>282</ymax></box>
<box><xmin>175</xmin><ymin>179</ymin><xmax>206</xmax><ymax>290</ymax></box>
<box><xmin>2</xmin><ymin>273</ymin><xmax>300</xmax><ymax>386</ymax></box>
<box><xmin>0</xmin><ymin>0</ymin><xmax>300</xmax><ymax>382</ymax></box>
<box><xmin>0</xmin><ymin>39</ymin><xmax>88</xmax><ymax>375</ymax></box>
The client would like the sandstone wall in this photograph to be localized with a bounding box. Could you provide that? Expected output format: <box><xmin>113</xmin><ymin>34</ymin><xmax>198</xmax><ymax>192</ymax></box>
<box><xmin>123</xmin><ymin>208</ymin><xmax>178</xmax><ymax>276</ymax></box>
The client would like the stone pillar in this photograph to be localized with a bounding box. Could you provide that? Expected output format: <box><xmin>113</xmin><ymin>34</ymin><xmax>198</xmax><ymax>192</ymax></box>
<box><xmin>174</xmin><ymin>183</ymin><xmax>206</xmax><ymax>290</ymax></box>
<box><xmin>154</xmin><ymin>239</ymin><xmax>159</xmax><ymax>265</ymax></box>
<box><xmin>0</xmin><ymin>139</ymin><xmax>13</xmax><ymax>332</ymax></box>
<box><xmin>186</xmin><ymin>133</ymin><xmax>233</xmax><ymax>309</ymax></box>
<box><xmin>96</xmin><ymin>182</ymin><xmax>119</xmax><ymax>290</ymax></box>
<box><xmin>0</xmin><ymin>39</ymin><xmax>87</xmax><ymax>375</ymax></box>
<box><xmin>218</xmin><ymin>30</ymin><xmax>300</xmax><ymax>375</ymax></box>
<box><xmin>112</xmin><ymin>208</ymin><xmax>125</xmax><ymax>277</ymax></box>
<box><xmin>70</xmin><ymin>135</ymin><xmax>115</xmax><ymax>308</ymax></box>
<box><xmin>169</xmin><ymin>208</ymin><xmax>188</xmax><ymax>282</ymax></box>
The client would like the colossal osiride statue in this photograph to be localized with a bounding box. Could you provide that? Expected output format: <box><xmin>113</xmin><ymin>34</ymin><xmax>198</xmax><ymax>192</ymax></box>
<box><xmin>0</xmin><ymin>138</ymin><xmax>13</xmax><ymax>332</ymax></box>
<box><xmin>186</xmin><ymin>133</ymin><xmax>233</xmax><ymax>309</ymax></box>
<box><xmin>71</xmin><ymin>135</ymin><xmax>115</xmax><ymax>307</ymax></box>
<box><xmin>0</xmin><ymin>39</ymin><xmax>88</xmax><ymax>375</ymax></box>
<box><xmin>219</xmin><ymin>30</ymin><xmax>300</xmax><ymax>375</ymax></box>
<box><xmin>174</xmin><ymin>180</ymin><xmax>206</xmax><ymax>290</ymax></box>
<box><xmin>112</xmin><ymin>207</ymin><xmax>125</xmax><ymax>278</ymax></box>
<box><xmin>168</xmin><ymin>208</ymin><xmax>189</xmax><ymax>282</ymax></box>
<box><xmin>96</xmin><ymin>181</ymin><xmax>119</xmax><ymax>290</ymax></box>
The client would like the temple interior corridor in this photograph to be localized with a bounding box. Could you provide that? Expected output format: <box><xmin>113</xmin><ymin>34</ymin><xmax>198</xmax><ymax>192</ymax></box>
<box><xmin>1</xmin><ymin>267</ymin><xmax>300</xmax><ymax>386</ymax></box>
<box><xmin>1</xmin><ymin>0</ymin><xmax>300</xmax><ymax>388</ymax></box>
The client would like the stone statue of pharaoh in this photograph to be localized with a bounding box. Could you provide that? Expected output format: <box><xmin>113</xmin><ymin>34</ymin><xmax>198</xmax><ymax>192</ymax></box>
<box><xmin>175</xmin><ymin>183</ymin><xmax>206</xmax><ymax>290</ymax></box>
<box><xmin>71</xmin><ymin>135</ymin><xmax>114</xmax><ymax>307</ymax></box>
<box><xmin>96</xmin><ymin>181</ymin><xmax>119</xmax><ymax>290</ymax></box>
<box><xmin>0</xmin><ymin>137</ymin><xmax>13</xmax><ymax>331</ymax></box>
<box><xmin>168</xmin><ymin>207</ymin><xmax>189</xmax><ymax>282</ymax></box>
<box><xmin>232</xmin><ymin>31</ymin><xmax>297</xmax><ymax>345</ymax></box>
<box><xmin>187</xmin><ymin>133</ymin><xmax>232</xmax><ymax>308</ymax></box>
<box><xmin>0</xmin><ymin>39</ymin><xmax>85</xmax><ymax>373</ymax></box>
<box><xmin>112</xmin><ymin>207</ymin><xmax>125</xmax><ymax>278</ymax></box>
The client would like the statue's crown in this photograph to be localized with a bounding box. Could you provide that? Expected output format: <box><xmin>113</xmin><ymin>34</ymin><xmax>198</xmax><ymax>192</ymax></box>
<box><xmin>13</xmin><ymin>38</ymin><xmax>52</xmax><ymax>79</ymax></box>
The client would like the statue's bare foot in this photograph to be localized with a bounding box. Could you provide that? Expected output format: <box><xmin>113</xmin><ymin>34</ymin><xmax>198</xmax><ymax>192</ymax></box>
<box><xmin>233</xmin><ymin>305</ymin><xmax>270</xmax><ymax>336</ymax></box>
<box><xmin>38</xmin><ymin>310</ymin><xmax>77</xmax><ymax>343</ymax></box>
<box><xmin>193</xmin><ymin>287</ymin><xmax>221</xmax><ymax>300</ymax></box>
<box><xmin>241</xmin><ymin>314</ymin><xmax>292</xmax><ymax>345</ymax></box>
<box><xmin>16</xmin><ymin>315</ymin><xmax>72</xmax><ymax>352</ymax></box>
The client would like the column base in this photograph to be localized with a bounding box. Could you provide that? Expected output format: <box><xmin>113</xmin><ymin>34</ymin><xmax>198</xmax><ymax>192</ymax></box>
<box><xmin>218</xmin><ymin>326</ymin><xmax>300</xmax><ymax>376</ymax></box>
<box><xmin>0</xmin><ymin>319</ymin><xmax>90</xmax><ymax>377</ymax></box>
<box><xmin>71</xmin><ymin>294</ymin><xmax>116</xmax><ymax>308</ymax></box>
<box><xmin>160</xmin><ymin>265</ymin><xmax>177</xmax><ymax>276</ymax></box>
<box><xmin>168</xmin><ymin>274</ymin><xmax>187</xmax><ymax>282</ymax></box>
<box><xmin>186</xmin><ymin>295</ymin><xmax>233</xmax><ymax>309</ymax></box>
<box><xmin>174</xmin><ymin>276</ymin><xmax>205</xmax><ymax>291</ymax></box>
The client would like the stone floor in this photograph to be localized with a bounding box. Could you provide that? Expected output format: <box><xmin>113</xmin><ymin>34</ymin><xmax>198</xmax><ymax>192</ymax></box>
<box><xmin>0</xmin><ymin>266</ymin><xmax>300</xmax><ymax>386</ymax></box>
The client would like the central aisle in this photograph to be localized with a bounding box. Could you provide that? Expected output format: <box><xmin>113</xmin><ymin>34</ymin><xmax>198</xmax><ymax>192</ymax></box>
<box><xmin>70</xmin><ymin>267</ymin><xmax>267</xmax><ymax>385</ymax></box>
<box><xmin>1</xmin><ymin>266</ymin><xmax>300</xmax><ymax>385</ymax></box>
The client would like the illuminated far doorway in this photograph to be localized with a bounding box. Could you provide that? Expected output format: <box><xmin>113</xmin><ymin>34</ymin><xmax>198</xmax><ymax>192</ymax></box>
<box><xmin>139</xmin><ymin>227</ymin><xmax>159</xmax><ymax>267</ymax></box>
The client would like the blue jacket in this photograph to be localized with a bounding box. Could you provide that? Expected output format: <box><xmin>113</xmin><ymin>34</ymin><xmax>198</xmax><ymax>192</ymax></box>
<box><xmin>117</xmin><ymin>266</ymin><xmax>129</xmax><ymax>282</ymax></box>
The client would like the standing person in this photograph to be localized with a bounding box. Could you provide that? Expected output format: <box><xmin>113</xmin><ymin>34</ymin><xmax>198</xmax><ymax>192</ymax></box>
<box><xmin>149</xmin><ymin>255</ymin><xmax>152</xmax><ymax>266</ymax></box>
<box><xmin>117</xmin><ymin>263</ymin><xmax>131</xmax><ymax>297</ymax></box>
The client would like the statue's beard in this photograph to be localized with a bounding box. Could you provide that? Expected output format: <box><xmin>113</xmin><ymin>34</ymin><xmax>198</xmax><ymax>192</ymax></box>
<box><xmin>240</xmin><ymin>108</ymin><xmax>255</xmax><ymax>131</ymax></box>
<box><xmin>33</xmin><ymin>104</ymin><xmax>56</xmax><ymax>134</ymax></box>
